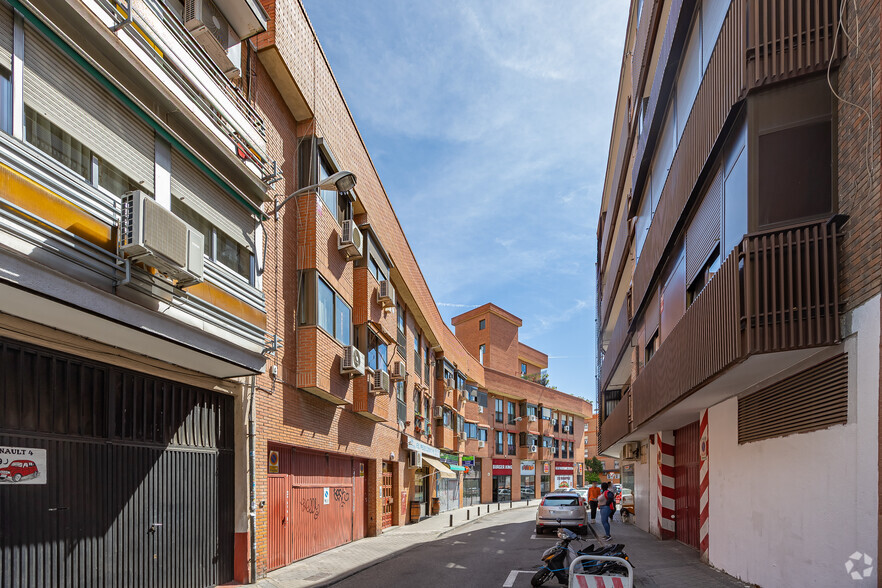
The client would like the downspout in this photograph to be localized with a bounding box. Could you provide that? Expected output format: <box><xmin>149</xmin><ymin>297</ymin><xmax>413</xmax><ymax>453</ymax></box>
<box><xmin>249</xmin><ymin>375</ymin><xmax>257</xmax><ymax>584</ymax></box>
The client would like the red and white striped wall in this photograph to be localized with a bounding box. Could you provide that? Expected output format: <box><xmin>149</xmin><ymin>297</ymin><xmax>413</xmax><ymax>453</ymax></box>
<box><xmin>699</xmin><ymin>409</ymin><xmax>710</xmax><ymax>562</ymax></box>
<box><xmin>656</xmin><ymin>431</ymin><xmax>675</xmax><ymax>539</ymax></box>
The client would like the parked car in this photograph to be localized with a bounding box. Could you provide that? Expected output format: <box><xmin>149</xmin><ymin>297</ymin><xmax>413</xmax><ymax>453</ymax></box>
<box><xmin>535</xmin><ymin>491</ymin><xmax>588</xmax><ymax>535</ymax></box>
<box><xmin>0</xmin><ymin>460</ymin><xmax>39</xmax><ymax>482</ymax></box>
<box><xmin>572</xmin><ymin>488</ymin><xmax>589</xmax><ymax>501</ymax></box>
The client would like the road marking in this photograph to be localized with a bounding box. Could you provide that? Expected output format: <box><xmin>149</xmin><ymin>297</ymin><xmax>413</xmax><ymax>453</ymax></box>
<box><xmin>530</xmin><ymin>534</ymin><xmax>556</xmax><ymax>539</ymax></box>
<box><xmin>503</xmin><ymin>570</ymin><xmax>535</xmax><ymax>587</ymax></box>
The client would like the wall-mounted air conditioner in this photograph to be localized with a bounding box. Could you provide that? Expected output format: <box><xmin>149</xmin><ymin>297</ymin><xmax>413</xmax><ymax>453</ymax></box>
<box><xmin>622</xmin><ymin>442</ymin><xmax>640</xmax><ymax>461</ymax></box>
<box><xmin>338</xmin><ymin>220</ymin><xmax>363</xmax><ymax>259</ymax></box>
<box><xmin>444</xmin><ymin>377</ymin><xmax>455</xmax><ymax>391</ymax></box>
<box><xmin>478</xmin><ymin>440</ymin><xmax>485</xmax><ymax>448</ymax></box>
<box><xmin>340</xmin><ymin>345</ymin><xmax>365</xmax><ymax>376</ymax></box>
<box><xmin>371</xmin><ymin>370</ymin><xmax>390</xmax><ymax>395</ymax></box>
<box><xmin>390</xmin><ymin>361</ymin><xmax>406</xmax><ymax>381</ymax></box>
<box><xmin>378</xmin><ymin>280</ymin><xmax>395</xmax><ymax>307</ymax></box>
<box><xmin>528</xmin><ymin>415</ymin><xmax>537</xmax><ymax>423</ymax></box>
<box><xmin>408</xmin><ymin>450</ymin><xmax>422</xmax><ymax>469</ymax></box>
<box><xmin>120</xmin><ymin>191</ymin><xmax>204</xmax><ymax>287</ymax></box>
<box><xmin>478</xmin><ymin>406</ymin><xmax>484</xmax><ymax>414</ymax></box>
<box><xmin>183</xmin><ymin>0</ymin><xmax>240</xmax><ymax>78</ymax></box>
<box><xmin>433</xmin><ymin>406</ymin><xmax>444</xmax><ymax>419</ymax></box>
<box><xmin>530</xmin><ymin>444</ymin><xmax>537</xmax><ymax>453</ymax></box>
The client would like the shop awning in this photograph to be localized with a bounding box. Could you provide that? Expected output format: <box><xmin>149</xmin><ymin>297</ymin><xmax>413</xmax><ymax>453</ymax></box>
<box><xmin>422</xmin><ymin>455</ymin><xmax>456</xmax><ymax>479</ymax></box>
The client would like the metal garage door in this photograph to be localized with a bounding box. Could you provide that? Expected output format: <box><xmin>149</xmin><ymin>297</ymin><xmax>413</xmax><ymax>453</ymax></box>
<box><xmin>674</xmin><ymin>421</ymin><xmax>700</xmax><ymax>549</ymax></box>
<box><xmin>0</xmin><ymin>338</ymin><xmax>234</xmax><ymax>588</ymax></box>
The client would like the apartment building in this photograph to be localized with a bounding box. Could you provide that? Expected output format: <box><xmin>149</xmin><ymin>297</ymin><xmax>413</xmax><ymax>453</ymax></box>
<box><xmin>452</xmin><ymin>304</ymin><xmax>592</xmax><ymax>503</ymax></box>
<box><xmin>595</xmin><ymin>0</ymin><xmax>879</xmax><ymax>585</ymax></box>
<box><xmin>0</xmin><ymin>0</ymin><xmax>271</xmax><ymax>586</ymax></box>
<box><xmin>584</xmin><ymin>416</ymin><xmax>618</xmax><ymax>484</ymax></box>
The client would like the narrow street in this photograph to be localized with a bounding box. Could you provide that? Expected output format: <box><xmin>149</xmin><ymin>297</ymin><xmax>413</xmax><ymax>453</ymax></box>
<box><xmin>322</xmin><ymin>507</ymin><xmax>748</xmax><ymax>588</ymax></box>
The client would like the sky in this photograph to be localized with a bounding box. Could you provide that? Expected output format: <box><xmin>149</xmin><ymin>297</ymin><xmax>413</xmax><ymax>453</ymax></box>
<box><xmin>302</xmin><ymin>1</ymin><xmax>629</xmax><ymax>405</ymax></box>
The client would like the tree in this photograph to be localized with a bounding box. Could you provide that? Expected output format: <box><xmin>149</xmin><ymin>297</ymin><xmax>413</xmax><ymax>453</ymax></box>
<box><xmin>584</xmin><ymin>457</ymin><xmax>604</xmax><ymax>484</ymax></box>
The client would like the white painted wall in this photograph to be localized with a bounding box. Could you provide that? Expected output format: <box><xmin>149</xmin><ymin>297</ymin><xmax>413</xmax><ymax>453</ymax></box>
<box><xmin>648</xmin><ymin>438</ymin><xmax>660</xmax><ymax>537</ymax></box>
<box><xmin>708</xmin><ymin>296</ymin><xmax>879</xmax><ymax>587</ymax></box>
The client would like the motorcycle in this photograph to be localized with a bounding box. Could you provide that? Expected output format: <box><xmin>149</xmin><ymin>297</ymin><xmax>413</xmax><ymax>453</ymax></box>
<box><xmin>531</xmin><ymin>527</ymin><xmax>631</xmax><ymax>586</ymax></box>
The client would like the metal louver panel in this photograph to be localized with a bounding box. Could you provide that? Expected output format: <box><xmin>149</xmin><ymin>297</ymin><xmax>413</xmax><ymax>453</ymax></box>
<box><xmin>171</xmin><ymin>149</ymin><xmax>254</xmax><ymax>251</ymax></box>
<box><xmin>22</xmin><ymin>24</ymin><xmax>155</xmax><ymax>193</ymax></box>
<box><xmin>0</xmin><ymin>2</ymin><xmax>12</xmax><ymax>71</ymax></box>
<box><xmin>686</xmin><ymin>169</ymin><xmax>722</xmax><ymax>282</ymax></box>
<box><xmin>738</xmin><ymin>353</ymin><xmax>848</xmax><ymax>444</ymax></box>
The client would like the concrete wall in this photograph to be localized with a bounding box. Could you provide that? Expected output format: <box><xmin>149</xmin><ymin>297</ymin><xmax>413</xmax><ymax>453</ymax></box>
<box><xmin>633</xmin><ymin>443</ymin><xmax>651</xmax><ymax>532</ymax></box>
<box><xmin>707</xmin><ymin>296</ymin><xmax>879</xmax><ymax>587</ymax></box>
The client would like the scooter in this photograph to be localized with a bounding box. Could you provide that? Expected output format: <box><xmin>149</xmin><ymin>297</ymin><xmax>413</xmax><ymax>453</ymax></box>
<box><xmin>531</xmin><ymin>528</ymin><xmax>631</xmax><ymax>586</ymax></box>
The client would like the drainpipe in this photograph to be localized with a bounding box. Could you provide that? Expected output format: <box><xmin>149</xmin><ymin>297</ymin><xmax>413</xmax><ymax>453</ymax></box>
<box><xmin>248</xmin><ymin>375</ymin><xmax>257</xmax><ymax>584</ymax></box>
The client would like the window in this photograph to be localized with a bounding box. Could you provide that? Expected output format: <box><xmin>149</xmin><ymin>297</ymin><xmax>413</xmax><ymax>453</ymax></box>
<box><xmin>519</xmin><ymin>402</ymin><xmax>538</xmax><ymax>418</ymax></box>
<box><xmin>477</xmin><ymin>390</ymin><xmax>488</xmax><ymax>408</ymax></box>
<box><xmin>553</xmin><ymin>439</ymin><xmax>559</xmax><ymax>459</ymax></box>
<box><xmin>478</xmin><ymin>428</ymin><xmax>488</xmax><ymax>442</ymax></box>
<box><xmin>396</xmin><ymin>382</ymin><xmax>406</xmax><ymax>424</ymax></box>
<box><xmin>479</xmin><ymin>319</ymin><xmax>485</xmax><ymax>330</ymax></box>
<box><xmin>413</xmin><ymin>390</ymin><xmax>422</xmax><ymax>415</ymax></box>
<box><xmin>465</xmin><ymin>422</ymin><xmax>478</xmax><ymax>439</ymax></box>
<box><xmin>507</xmin><ymin>401</ymin><xmax>515</xmax><ymax>425</ymax></box>
<box><xmin>495</xmin><ymin>398</ymin><xmax>504</xmax><ymax>423</ymax></box>
<box><xmin>507</xmin><ymin>432</ymin><xmax>516</xmax><ymax>455</ymax></box>
<box><xmin>414</xmin><ymin>331</ymin><xmax>421</xmax><ymax>379</ymax></box>
<box><xmin>495</xmin><ymin>430</ymin><xmax>504</xmax><ymax>455</ymax></box>
<box><xmin>569</xmin><ymin>442</ymin><xmax>574</xmax><ymax>458</ymax></box>
<box><xmin>457</xmin><ymin>415</ymin><xmax>465</xmax><ymax>435</ymax></box>
<box><xmin>298</xmin><ymin>272</ymin><xmax>352</xmax><ymax>345</ymax></box>
<box><xmin>424</xmin><ymin>396</ymin><xmax>430</xmax><ymax>419</ymax></box>
<box><xmin>479</xmin><ymin>344</ymin><xmax>485</xmax><ymax>365</ymax></box>
<box><xmin>0</xmin><ymin>65</ymin><xmax>10</xmax><ymax>134</ymax></box>
<box><xmin>542</xmin><ymin>435</ymin><xmax>553</xmax><ymax>448</ymax></box>
<box><xmin>456</xmin><ymin>373</ymin><xmax>466</xmax><ymax>390</ymax></box>
<box><xmin>540</xmin><ymin>407</ymin><xmax>552</xmax><ymax>420</ymax></box>
<box><xmin>396</xmin><ymin>303</ymin><xmax>406</xmax><ymax>348</ymax></box>
<box><xmin>520</xmin><ymin>362</ymin><xmax>527</xmax><ymax>376</ymax></box>
<box><xmin>368</xmin><ymin>255</ymin><xmax>386</xmax><ymax>283</ymax></box>
<box><xmin>645</xmin><ymin>331</ymin><xmax>659</xmax><ymax>364</ymax></box>
<box><xmin>687</xmin><ymin>248</ymin><xmax>721</xmax><ymax>306</ymax></box>
<box><xmin>443</xmin><ymin>407</ymin><xmax>452</xmax><ymax>429</ymax></box>
<box><xmin>366</xmin><ymin>329</ymin><xmax>388</xmax><ymax>372</ymax></box>
<box><xmin>552</xmin><ymin>412</ymin><xmax>559</xmax><ymax>432</ymax></box>
<box><xmin>318</xmin><ymin>151</ymin><xmax>348</xmax><ymax>225</ymax></box>
<box><xmin>519</xmin><ymin>433</ymin><xmax>538</xmax><ymax>447</ymax></box>
<box><xmin>172</xmin><ymin>198</ymin><xmax>254</xmax><ymax>282</ymax></box>
<box><xmin>424</xmin><ymin>345</ymin><xmax>430</xmax><ymax>380</ymax></box>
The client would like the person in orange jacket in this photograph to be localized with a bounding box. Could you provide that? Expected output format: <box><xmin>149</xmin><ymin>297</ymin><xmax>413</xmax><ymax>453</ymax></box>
<box><xmin>587</xmin><ymin>481</ymin><xmax>602</xmax><ymax>521</ymax></box>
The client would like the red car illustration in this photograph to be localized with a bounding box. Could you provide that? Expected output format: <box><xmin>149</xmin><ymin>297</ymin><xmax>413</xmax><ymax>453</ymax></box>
<box><xmin>0</xmin><ymin>460</ymin><xmax>39</xmax><ymax>482</ymax></box>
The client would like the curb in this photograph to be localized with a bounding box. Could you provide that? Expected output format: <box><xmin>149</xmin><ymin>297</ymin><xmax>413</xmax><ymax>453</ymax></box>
<box><xmin>437</xmin><ymin>502</ymin><xmax>536</xmax><ymax>538</ymax></box>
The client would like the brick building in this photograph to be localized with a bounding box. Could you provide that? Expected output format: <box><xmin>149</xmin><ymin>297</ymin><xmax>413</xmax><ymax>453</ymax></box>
<box><xmin>595</xmin><ymin>0</ymin><xmax>879</xmax><ymax>585</ymax></box>
<box><xmin>583</xmin><ymin>415</ymin><xmax>617</xmax><ymax>484</ymax></box>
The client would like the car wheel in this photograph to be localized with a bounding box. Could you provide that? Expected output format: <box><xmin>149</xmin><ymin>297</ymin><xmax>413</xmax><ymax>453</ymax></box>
<box><xmin>578</xmin><ymin>526</ymin><xmax>588</xmax><ymax>536</ymax></box>
<box><xmin>535</xmin><ymin>526</ymin><xmax>542</xmax><ymax>535</ymax></box>
<box><xmin>12</xmin><ymin>473</ymin><xmax>21</xmax><ymax>482</ymax></box>
<box><xmin>530</xmin><ymin>568</ymin><xmax>553</xmax><ymax>587</ymax></box>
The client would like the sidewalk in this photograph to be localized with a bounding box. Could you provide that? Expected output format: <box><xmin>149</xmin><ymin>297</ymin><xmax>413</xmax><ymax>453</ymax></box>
<box><xmin>590</xmin><ymin>516</ymin><xmax>750</xmax><ymax>587</ymax></box>
<box><xmin>256</xmin><ymin>500</ymin><xmax>534</xmax><ymax>588</ymax></box>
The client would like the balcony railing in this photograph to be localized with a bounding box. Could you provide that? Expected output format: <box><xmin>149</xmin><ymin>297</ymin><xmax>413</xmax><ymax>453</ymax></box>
<box><xmin>615</xmin><ymin>220</ymin><xmax>840</xmax><ymax>441</ymax></box>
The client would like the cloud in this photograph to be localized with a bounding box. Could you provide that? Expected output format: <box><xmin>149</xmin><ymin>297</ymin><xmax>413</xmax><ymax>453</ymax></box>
<box><xmin>437</xmin><ymin>302</ymin><xmax>479</xmax><ymax>309</ymax></box>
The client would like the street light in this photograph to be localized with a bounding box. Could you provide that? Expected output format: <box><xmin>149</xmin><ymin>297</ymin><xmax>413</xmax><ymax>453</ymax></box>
<box><xmin>270</xmin><ymin>170</ymin><xmax>357</xmax><ymax>218</ymax></box>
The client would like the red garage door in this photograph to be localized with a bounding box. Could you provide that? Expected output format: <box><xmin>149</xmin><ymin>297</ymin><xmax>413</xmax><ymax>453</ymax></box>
<box><xmin>674</xmin><ymin>421</ymin><xmax>700</xmax><ymax>549</ymax></box>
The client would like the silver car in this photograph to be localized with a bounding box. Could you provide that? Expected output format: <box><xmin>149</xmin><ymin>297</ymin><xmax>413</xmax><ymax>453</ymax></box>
<box><xmin>535</xmin><ymin>492</ymin><xmax>588</xmax><ymax>535</ymax></box>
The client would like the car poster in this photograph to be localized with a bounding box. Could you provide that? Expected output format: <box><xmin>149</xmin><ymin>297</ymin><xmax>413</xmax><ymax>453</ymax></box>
<box><xmin>0</xmin><ymin>445</ymin><xmax>47</xmax><ymax>485</ymax></box>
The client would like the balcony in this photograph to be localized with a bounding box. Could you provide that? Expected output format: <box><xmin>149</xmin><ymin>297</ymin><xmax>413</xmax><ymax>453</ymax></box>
<box><xmin>434</xmin><ymin>425</ymin><xmax>456</xmax><ymax>452</ymax></box>
<box><xmin>600</xmin><ymin>219</ymin><xmax>841</xmax><ymax>451</ymax></box>
<box><xmin>352</xmin><ymin>375</ymin><xmax>389</xmax><ymax>422</ymax></box>
<box><xmin>537</xmin><ymin>447</ymin><xmax>553</xmax><ymax>462</ymax></box>
<box><xmin>353</xmin><ymin>267</ymin><xmax>397</xmax><ymax>341</ymax></box>
<box><xmin>599</xmin><ymin>302</ymin><xmax>632</xmax><ymax>392</ymax></box>
<box><xmin>295</xmin><ymin>326</ymin><xmax>353</xmax><ymax>405</ymax></box>
<box><xmin>630</xmin><ymin>0</ymin><xmax>841</xmax><ymax>312</ymax></box>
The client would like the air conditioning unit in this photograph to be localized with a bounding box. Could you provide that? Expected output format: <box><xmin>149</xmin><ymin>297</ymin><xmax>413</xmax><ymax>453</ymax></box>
<box><xmin>377</xmin><ymin>280</ymin><xmax>396</xmax><ymax>307</ymax></box>
<box><xmin>120</xmin><ymin>191</ymin><xmax>204</xmax><ymax>287</ymax></box>
<box><xmin>459</xmin><ymin>431</ymin><xmax>466</xmax><ymax>440</ymax></box>
<box><xmin>444</xmin><ymin>377</ymin><xmax>455</xmax><ymax>391</ymax></box>
<box><xmin>530</xmin><ymin>444</ymin><xmax>538</xmax><ymax>453</ymax></box>
<box><xmin>528</xmin><ymin>415</ymin><xmax>538</xmax><ymax>423</ymax></box>
<box><xmin>338</xmin><ymin>220</ymin><xmax>363</xmax><ymax>259</ymax></box>
<box><xmin>563</xmin><ymin>426</ymin><xmax>570</xmax><ymax>433</ymax></box>
<box><xmin>478</xmin><ymin>440</ymin><xmax>485</xmax><ymax>448</ymax></box>
<box><xmin>371</xmin><ymin>370</ymin><xmax>390</xmax><ymax>395</ymax></box>
<box><xmin>433</xmin><ymin>406</ymin><xmax>444</xmax><ymax>419</ymax></box>
<box><xmin>390</xmin><ymin>361</ymin><xmax>406</xmax><ymax>381</ymax></box>
<box><xmin>478</xmin><ymin>406</ymin><xmax>484</xmax><ymax>414</ymax></box>
<box><xmin>183</xmin><ymin>0</ymin><xmax>240</xmax><ymax>78</ymax></box>
<box><xmin>340</xmin><ymin>345</ymin><xmax>365</xmax><ymax>376</ymax></box>
<box><xmin>408</xmin><ymin>450</ymin><xmax>421</xmax><ymax>469</ymax></box>
<box><xmin>622</xmin><ymin>442</ymin><xmax>640</xmax><ymax>461</ymax></box>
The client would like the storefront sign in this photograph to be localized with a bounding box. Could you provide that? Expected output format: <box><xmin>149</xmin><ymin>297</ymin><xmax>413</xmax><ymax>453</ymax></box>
<box><xmin>554</xmin><ymin>475</ymin><xmax>572</xmax><ymax>490</ymax></box>
<box><xmin>0</xmin><ymin>446</ymin><xmax>47</xmax><ymax>485</ymax></box>
<box><xmin>462</xmin><ymin>455</ymin><xmax>475</xmax><ymax>466</ymax></box>
<box><xmin>268</xmin><ymin>450</ymin><xmax>280</xmax><ymax>474</ymax></box>
<box><xmin>555</xmin><ymin>462</ymin><xmax>574</xmax><ymax>474</ymax></box>
<box><xmin>577</xmin><ymin>463</ymin><xmax>583</xmax><ymax>476</ymax></box>
<box><xmin>492</xmin><ymin>459</ymin><xmax>512</xmax><ymax>475</ymax></box>
<box><xmin>543</xmin><ymin>462</ymin><xmax>550</xmax><ymax>474</ymax></box>
<box><xmin>440</xmin><ymin>451</ymin><xmax>459</xmax><ymax>465</ymax></box>
<box><xmin>520</xmin><ymin>460</ymin><xmax>535</xmax><ymax>476</ymax></box>
<box><xmin>406</xmin><ymin>436</ymin><xmax>440</xmax><ymax>458</ymax></box>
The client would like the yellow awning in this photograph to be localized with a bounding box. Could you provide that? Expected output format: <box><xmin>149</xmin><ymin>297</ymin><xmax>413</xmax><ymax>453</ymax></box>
<box><xmin>422</xmin><ymin>455</ymin><xmax>456</xmax><ymax>479</ymax></box>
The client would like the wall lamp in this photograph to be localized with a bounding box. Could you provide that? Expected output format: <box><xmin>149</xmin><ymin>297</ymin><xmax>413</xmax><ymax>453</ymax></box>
<box><xmin>270</xmin><ymin>170</ymin><xmax>357</xmax><ymax>219</ymax></box>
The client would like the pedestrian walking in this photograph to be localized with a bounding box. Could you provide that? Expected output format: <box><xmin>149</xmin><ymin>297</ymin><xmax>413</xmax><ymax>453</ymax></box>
<box><xmin>587</xmin><ymin>481</ymin><xmax>601</xmax><ymax>521</ymax></box>
<box><xmin>598</xmin><ymin>482</ymin><xmax>615</xmax><ymax>540</ymax></box>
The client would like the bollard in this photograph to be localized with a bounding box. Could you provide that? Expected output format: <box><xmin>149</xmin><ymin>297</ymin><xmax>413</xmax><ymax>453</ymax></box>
<box><xmin>497</xmin><ymin>502</ymin><xmax>500</xmax><ymax>511</ymax></box>
<box><xmin>510</xmin><ymin>501</ymin><xmax>513</xmax><ymax>509</ymax></box>
<box><xmin>449</xmin><ymin>514</ymin><xmax>453</xmax><ymax>527</ymax></box>
<box><xmin>527</xmin><ymin>500</ymin><xmax>530</xmax><ymax>507</ymax></box>
<box><xmin>467</xmin><ymin>509</ymin><xmax>470</xmax><ymax>520</ymax></box>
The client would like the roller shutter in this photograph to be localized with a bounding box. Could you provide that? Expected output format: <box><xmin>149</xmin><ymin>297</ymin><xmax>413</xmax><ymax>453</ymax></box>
<box><xmin>171</xmin><ymin>149</ymin><xmax>254</xmax><ymax>251</ymax></box>
<box><xmin>0</xmin><ymin>2</ymin><xmax>12</xmax><ymax>71</ymax></box>
<box><xmin>686</xmin><ymin>169</ymin><xmax>722</xmax><ymax>282</ymax></box>
<box><xmin>22</xmin><ymin>24</ymin><xmax>155</xmax><ymax>193</ymax></box>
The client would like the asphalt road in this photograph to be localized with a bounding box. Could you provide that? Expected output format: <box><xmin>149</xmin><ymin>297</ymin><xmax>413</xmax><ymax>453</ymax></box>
<box><xmin>329</xmin><ymin>506</ymin><xmax>597</xmax><ymax>588</ymax></box>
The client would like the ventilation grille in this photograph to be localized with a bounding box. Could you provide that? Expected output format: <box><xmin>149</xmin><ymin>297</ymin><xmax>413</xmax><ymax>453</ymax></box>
<box><xmin>143</xmin><ymin>196</ymin><xmax>188</xmax><ymax>267</ymax></box>
<box><xmin>738</xmin><ymin>353</ymin><xmax>848</xmax><ymax>444</ymax></box>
